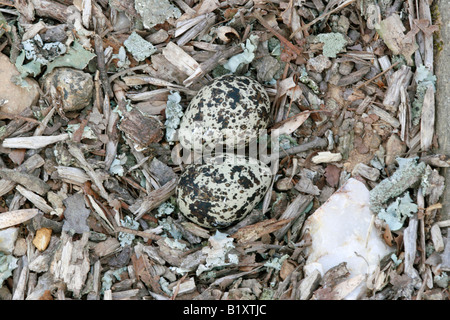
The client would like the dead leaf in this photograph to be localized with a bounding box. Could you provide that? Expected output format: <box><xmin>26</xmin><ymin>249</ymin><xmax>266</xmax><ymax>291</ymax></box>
<box><xmin>280</xmin><ymin>259</ymin><xmax>297</xmax><ymax>280</ymax></box>
<box><xmin>8</xmin><ymin>149</ymin><xmax>26</xmax><ymax>165</ymax></box>
<box><xmin>216</xmin><ymin>26</ymin><xmax>240</xmax><ymax>43</ymax></box>
<box><xmin>324</xmin><ymin>164</ymin><xmax>341</xmax><ymax>188</ymax></box>
<box><xmin>270</xmin><ymin>111</ymin><xmax>310</xmax><ymax>138</ymax></box>
<box><xmin>383</xmin><ymin>224</ymin><xmax>394</xmax><ymax>246</ymax></box>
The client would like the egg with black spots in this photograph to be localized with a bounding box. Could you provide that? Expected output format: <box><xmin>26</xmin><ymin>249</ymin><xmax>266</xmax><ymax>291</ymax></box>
<box><xmin>176</xmin><ymin>154</ymin><xmax>272</xmax><ymax>229</ymax></box>
<box><xmin>179</xmin><ymin>75</ymin><xmax>270</xmax><ymax>151</ymax></box>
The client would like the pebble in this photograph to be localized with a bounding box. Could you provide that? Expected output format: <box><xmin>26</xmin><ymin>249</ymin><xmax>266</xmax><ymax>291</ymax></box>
<box><xmin>0</xmin><ymin>227</ymin><xmax>19</xmax><ymax>254</ymax></box>
<box><xmin>146</xmin><ymin>29</ymin><xmax>169</xmax><ymax>44</ymax></box>
<box><xmin>42</xmin><ymin>67</ymin><xmax>94</xmax><ymax>112</ymax></box>
<box><xmin>385</xmin><ymin>133</ymin><xmax>406</xmax><ymax>166</ymax></box>
<box><xmin>307</xmin><ymin>54</ymin><xmax>332</xmax><ymax>73</ymax></box>
<box><xmin>0</xmin><ymin>53</ymin><xmax>40</xmax><ymax>118</ymax></box>
<box><xmin>338</xmin><ymin>61</ymin><xmax>354</xmax><ymax>75</ymax></box>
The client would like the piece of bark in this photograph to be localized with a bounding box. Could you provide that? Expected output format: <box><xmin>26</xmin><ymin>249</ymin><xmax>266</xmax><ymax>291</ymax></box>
<box><xmin>420</xmin><ymin>85</ymin><xmax>435</xmax><ymax>151</ymax></box>
<box><xmin>337</xmin><ymin>66</ymin><xmax>371</xmax><ymax>86</ymax></box>
<box><xmin>93</xmin><ymin>237</ymin><xmax>121</xmax><ymax>258</ymax></box>
<box><xmin>273</xmin><ymin>194</ymin><xmax>314</xmax><ymax>240</ymax></box>
<box><xmin>54</xmin><ymin>166</ymin><xmax>90</xmax><ymax>185</ymax></box>
<box><xmin>0</xmin><ymin>168</ymin><xmax>50</xmax><ymax>195</ymax></box>
<box><xmin>419</xmin><ymin>0</ymin><xmax>434</xmax><ymax>72</ymax></box>
<box><xmin>298</xmin><ymin>269</ymin><xmax>321</xmax><ymax>300</ymax></box>
<box><xmin>403</xmin><ymin>213</ymin><xmax>422</xmax><ymax>287</ymax></box>
<box><xmin>231</xmin><ymin>218</ymin><xmax>292</xmax><ymax>243</ymax></box>
<box><xmin>67</xmin><ymin>142</ymin><xmax>110</xmax><ymax>202</ymax></box>
<box><xmin>183</xmin><ymin>45</ymin><xmax>243</xmax><ymax>87</ymax></box>
<box><xmin>351</xmin><ymin>163</ymin><xmax>380</xmax><ymax>181</ymax></box>
<box><xmin>382</xmin><ymin>65</ymin><xmax>413</xmax><ymax>112</ymax></box>
<box><xmin>162</xmin><ymin>42</ymin><xmax>200</xmax><ymax>77</ymax></box>
<box><xmin>377</xmin><ymin>56</ymin><xmax>394</xmax><ymax>86</ymax></box>
<box><xmin>50</xmin><ymin>231</ymin><xmax>90</xmax><ymax>298</ymax></box>
<box><xmin>369</xmin><ymin>105</ymin><xmax>400</xmax><ymax>128</ymax></box>
<box><xmin>131</xmin><ymin>178</ymin><xmax>177</xmax><ymax>220</ymax></box>
<box><xmin>118</xmin><ymin>109</ymin><xmax>164</xmax><ymax>150</ymax></box>
<box><xmin>16</xmin><ymin>185</ymin><xmax>53</xmax><ymax>214</ymax></box>
<box><xmin>30</xmin><ymin>0</ymin><xmax>69</xmax><ymax>22</ymax></box>
<box><xmin>176</xmin><ymin>13</ymin><xmax>215</xmax><ymax>47</ymax></box>
<box><xmin>430</xmin><ymin>224</ymin><xmax>445</xmax><ymax>252</ymax></box>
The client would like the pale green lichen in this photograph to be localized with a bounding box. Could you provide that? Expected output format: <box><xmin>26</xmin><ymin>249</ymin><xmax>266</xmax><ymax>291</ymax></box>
<box><xmin>124</xmin><ymin>31</ymin><xmax>156</xmax><ymax>61</ymax></box>
<box><xmin>378</xmin><ymin>192</ymin><xmax>418</xmax><ymax>231</ymax></box>
<box><xmin>135</xmin><ymin>0</ymin><xmax>181</xmax><ymax>29</ymax></box>
<box><xmin>164</xmin><ymin>91</ymin><xmax>183</xmax><ymax>143</ymax></box>
<box><xmin>299</xmin><ymin>66</ymin><xmax>320</xmax><ymax>94</ymax></box>
<box><xmin>224</xmin><ymin>34</ymin><xmax>259</xmax><ymax>72</ymax></box>
<box><xmin>44</xmin><ymin>40</ymin><xmax>96</xmax><ymax>76</ymax></box>
<box><xmin>369</xmin><ymin>157</ymin><xmax>426</xmax><ymax>214</ymax></box>
<box><xmin>263</xmin><ymin>254</ymin><xmax>289</xmax><ymax>270</ymax></box>
<box><xmin>156</xmin><ymin>202</ymin><xmax>175</xmax><ymax>218</ymax></box>
<box><xmin>118</xmin><ymin>215</ymin><xmax>140</xmax><ymax>246</ymax></box>
<box><xmin>197</xmin><ymin>231</ymin><xmax>238</xmax><ymax>276</ymax></box>
<box><xmin>101</xmin><ymin>267</ymin><xmax>127</xmax><ymax>293</ymax></box>
<box><xmin>412</xmin><ymin>65</ymin><xmax>436</xmax><ymax>126</ymax></box>
<box><xmin>111</xmin><ymin>46</ymin><xmax>130</xmax><ymax>69</ymax></box>
<box><xmin>109</xmin><ymin>153</ymin><xmax>128</xmax><ymax>176</ymax></box>
<box><xmin>0</xmin><ymin>252</ymin><xmax>18</xmax><ymax>288</ymax></box>
<box><xmin>434</xmin><ymin>272</ymin><xmax>448</xmax><ymax>288</ymax></box>
<box><xmin>314</xmin><ymin>33</ymin><xmax>347</xmax><ymax>58</ymax></box>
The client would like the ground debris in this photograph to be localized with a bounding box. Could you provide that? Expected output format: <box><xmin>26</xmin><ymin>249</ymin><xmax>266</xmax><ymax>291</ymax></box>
<box><xmin>0</xmin><ymin>0</ymin><xmax>447</xmax><ymax>302</ymax></box>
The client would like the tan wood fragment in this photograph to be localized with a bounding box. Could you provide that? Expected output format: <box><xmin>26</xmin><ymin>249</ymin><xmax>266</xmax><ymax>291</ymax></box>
<box><xmin>162</xmin><ymin>42</ymin><xmax>200</xmax><ymax>77</ymax></box>
<box><xmin>0</xmin><ymin>209</ymin><xmax>39</xmax><ymax>229</ymax></box>
<box><xmin>420</xmin><ymin>85</ymin><xmax>435</xmax><ymax>151</ymax></box>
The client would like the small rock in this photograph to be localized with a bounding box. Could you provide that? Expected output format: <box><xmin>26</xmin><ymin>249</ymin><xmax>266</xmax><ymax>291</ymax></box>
<box><xmin>0</xmin><ymin>227</ymin><xmax>19</xmax><ymax>254</ymax></box>
<box><xmin>13</xmin><ymin>238</ymin><xmax>27</xmax><ymax>257</ymax></box>
<box><xmin>42</xmin><ymin>67</ymin><xmax>94</xmax><ymax>112</ymax></box>
<box><xmin>253</xmin><ymin>55</ymin><xmax>281</xmax><ymax>83</ymax></box>
<box><xmin>146</xmin><ymin>29</ymin><xmax>169</xmax><ymax>44</ymax></box>
<box><xmin>32</xmin><ymin>227</ymin><xmax>52</xmax><ymax>252</ymax></box>
<box><xmin>352</xmin><ymin>163</ymin><xmax>380</xmax><ymax>181</ymax></box>
<box><xmin>0</xmin><ymin>53</ymin><xmax>40</xmax><ymax>118</ymax></box>
<box><xmin>307</xmin><ymin>54</ymin><xmax>332</xmax><ymax>73</ymax></box>
<box><xmin>385</xmin><ymin>134</ymin><xmax>406</xmax><ymax>166</ymax></box>
<box><xmin>338</xmin><ymin>61</ymin><xmax>354</xmax><ymax>75</ymax></box>
<box><xmin>312</xmin><ymin>151</ymin><xmax>342</xmax><ymax>164</ymax></box>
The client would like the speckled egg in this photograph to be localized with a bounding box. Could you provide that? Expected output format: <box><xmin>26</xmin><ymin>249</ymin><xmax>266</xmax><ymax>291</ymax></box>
<box><xmin>176</xmin><ymin>154</ymin><xmax>272</xmax><ymax>229</ymax></box>
<box><xmin>179</xmin><ymin>75</ymin><xmax>270</xmax><ymax>151</ymax></box>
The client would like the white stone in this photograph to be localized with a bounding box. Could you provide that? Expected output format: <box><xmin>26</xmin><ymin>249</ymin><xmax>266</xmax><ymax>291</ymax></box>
<box><xmin>302</xmin><ymin>178</ymin><xmax>394</xmax><ymax>299</ymax></box>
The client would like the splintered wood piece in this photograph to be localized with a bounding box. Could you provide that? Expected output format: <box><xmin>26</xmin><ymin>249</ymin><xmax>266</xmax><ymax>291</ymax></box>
<box><xmin>0</xmin><ymin>154</ymin><xmax>45</xmax><ymax>197</ymax></box>
<box><xmin>0</xmin><ymin>208</ymin><xmax>39</xmax><ymax>229</ymax></box>
<box><xmin>2</xmin><ymin>134</ymin><xmax>70</xmax><ymax>149</ymax></box>
<box><xmin>162</xmin><ymin>42</ymin><xmax>200</xmax><ymax>77</ymax></box>
<box><xmin>273</xmin><ymin>194</ymin><xmax>314</xmax><ymax>240</ymax></box>
<box><xmin>231</xmin><ymin>218</ymin><xmax>292</xmax><ymax>243</ymax></box>
<box><xmin>131</xmin><ymin>178</ymin><xmax>178</xmax><ymax>220</ymax></box>
<box><xmin>0</xmin><ymin>168</ymin><xmax>50</xmax><ymax>195</ymax></box>
<box><xmin>16</xmin><ymin>185</ymin><xmax>53</xmax><ymax>214</ymax></box>
<box><xmin>382</xmin><ymin>65</ymin><xmax>413</xmax><ymax>112</ymax></box>
<box><xmin>55</xmin><ymin>166</ymin><xmax>90</xmax><ymax>185</ymax></box>
<box><xmin>420</xmin><ymin>85</ymin><xmax>435</xmax><ymax>151</ymax></box>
